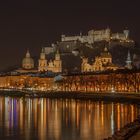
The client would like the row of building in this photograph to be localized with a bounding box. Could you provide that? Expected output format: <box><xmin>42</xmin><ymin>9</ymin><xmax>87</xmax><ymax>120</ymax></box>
<box><xmin>10</xmin><ymin>27</ymin><xmax>136</xmax><ymax>74</ymax></box>
<box><xmin>14</xmin><ymin>46</ymin><xmax>132</xmax><ymax>74</ymax></box>
<box><xmin>16</xmin><ymin>48</ymin><xmax>62</xmax><ymax>74</ymax></box>
<box><xmin>81</xmin><ymin>47</ymin><xmax>132</xmax><ymax>72</ymax></box>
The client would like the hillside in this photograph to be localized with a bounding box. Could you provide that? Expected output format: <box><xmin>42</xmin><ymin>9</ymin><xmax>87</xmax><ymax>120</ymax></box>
<box><xmin>57</xmin><ymin>40</ymin><xmax>140</xmax><ymax>72</ymax></box>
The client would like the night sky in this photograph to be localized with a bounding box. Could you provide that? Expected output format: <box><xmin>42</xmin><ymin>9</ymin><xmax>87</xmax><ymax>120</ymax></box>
<box><xmin>0</xmin><ymin>0</ymin><xmax>140</xmax><ymax>71</ymax></box>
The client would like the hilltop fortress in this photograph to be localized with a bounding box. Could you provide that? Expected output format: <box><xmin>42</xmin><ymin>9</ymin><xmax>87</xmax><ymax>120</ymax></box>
<box><xmin>8</xmin><ymin>27</ymin><xmax>139</xmax><ymax>75</ymax></box>
<box><xmin>61</xmin><ymin>28</ymin><xmax>133</xmax><ymax>44</ymax></box>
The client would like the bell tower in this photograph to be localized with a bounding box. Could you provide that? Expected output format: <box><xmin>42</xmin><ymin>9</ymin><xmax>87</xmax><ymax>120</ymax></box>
<box><xmin>125</xmin><ymin>50</ymin><xmax>132</xmax><ymax>69</ymax></box>
<box><xmin>38</xmin><ymin>48</ymin><xmax>47</xmax><ymax>71</ymax></box>
<box><xmin>53</xmin><ymin>50</ymin><xmax>62</xmax><ymax>73</ymax></box>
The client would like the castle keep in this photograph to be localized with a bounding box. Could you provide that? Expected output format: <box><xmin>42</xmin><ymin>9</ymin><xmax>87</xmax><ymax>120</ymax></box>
<box><xmin>61</xmin><ymin>28</ymin><xmax>132</xmax><ymax>44</ymax></box>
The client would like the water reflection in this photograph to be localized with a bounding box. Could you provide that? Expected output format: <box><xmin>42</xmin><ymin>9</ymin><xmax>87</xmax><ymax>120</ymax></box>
<box><xmin>0</xmin><ymin>96</ymin><xmax>139</xmax><ymax>140</ymax></box>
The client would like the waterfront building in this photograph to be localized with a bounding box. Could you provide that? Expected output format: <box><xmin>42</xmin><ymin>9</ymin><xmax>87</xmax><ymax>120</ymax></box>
<box><xmin>0</xmin><ymin>75</ymin><xmax>54</xmax><ymax>90</ymax></box>
<box><xmin>1</xmin><ymin>68</ymin><xmax>140</xmax><ymax>93</ymax></box>
<box><xmin>56</xmin><ymin>70</ymin><xmax>140</xmax><ymax>93</ymax></box>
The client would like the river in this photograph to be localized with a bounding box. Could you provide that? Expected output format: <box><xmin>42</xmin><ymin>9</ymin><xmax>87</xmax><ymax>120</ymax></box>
<box><xmin>0</xmin><ymin>96</ymin><xmax>139</xmax><ymax>140</ymax></box>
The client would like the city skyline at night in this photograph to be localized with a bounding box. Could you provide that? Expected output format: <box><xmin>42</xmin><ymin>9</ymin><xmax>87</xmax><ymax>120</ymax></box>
<box><xmin>0</xmin><ymin>0</ymin><xmax>140</xmax><ymax>71</ymax></box>
<box><xmin>1</xmin><ymin>1</ymin><xmax>140</xmax><ymax>140</ymax></box>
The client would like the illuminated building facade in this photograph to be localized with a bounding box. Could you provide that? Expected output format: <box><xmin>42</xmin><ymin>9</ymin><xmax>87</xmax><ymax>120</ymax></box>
<box><xmin>38</xmin><ymin>49</ymin><xmax>62</xmax><ymax>73</ymax></box>
<box><xmin>0</xmin><ymin>75</ymin><xmax>54</xmax><ymax>91</ymax></box>
<box><xmin>61</xmin><ymin>28</ymin><xmax>132</xmax><ymax>44</ymax></box>
<box><xmin>57</xmin><ymin>70</ymin><xmax>140</xmax><ymax>93</ymax></box>
<box><xmin>38</xmin><ymin>48</ymin><xmax>48</xmax><ymax>71</ymax></box>
<box><xmin>81</xmin><ymin>47</ymin><xmax>118</xmax><ymax>72</ymax></box>
<box><xmin>1</xmin><ymin>69</ymin><xmax>140</xmax><ymax>93</ymax></box>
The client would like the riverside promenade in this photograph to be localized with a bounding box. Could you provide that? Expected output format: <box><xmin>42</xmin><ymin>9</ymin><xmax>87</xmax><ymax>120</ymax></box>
<box><xmin>1</xmin><ymin>89</ymin><xmax>140</xmax><ymax>104</ymax></box>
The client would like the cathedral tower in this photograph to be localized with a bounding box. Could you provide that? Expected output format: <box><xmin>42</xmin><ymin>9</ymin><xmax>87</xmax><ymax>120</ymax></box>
<box><xmin>38</xmin><ymin>48</ymin><xmax>47</xmax><ymax>71</ymax></box>
<box><xmin>53</xmin><ymin>50</ymin><xmax>62</xmax><ymax>73</ymax></box>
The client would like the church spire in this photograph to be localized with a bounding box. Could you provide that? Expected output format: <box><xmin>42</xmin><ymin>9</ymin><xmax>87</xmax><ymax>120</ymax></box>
<box><xmin>104</xmin><ymin>47</ymin><xmax>108</xmax><ymax>52</ymax></box>
<box><xmin>126</xmin><ymin>51</ymin><xmax>131</xmax><ymax>62</ymax></box>
<box><xmin>55</xmin><ymin>49</ymin><xmax>60</xmax><ymax>60</ymax></box>
<box><xmin>41</xmin><ymin>47</ymin><xmax>45</xmax><ymax>53</ymax></box>
<box><xmin>40</xmin><ymin>47</ymin><xmax>46</xmax><ymax>60</ymax></box>
<box><xmin>125</xmin><ymin>50</ymin><xmax>132</xmax><ymax>69</ymax></box>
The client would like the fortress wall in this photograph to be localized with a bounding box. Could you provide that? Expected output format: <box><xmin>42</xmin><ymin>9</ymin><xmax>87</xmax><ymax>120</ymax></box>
<box><xmin>61</xmin><ymin>29</ymin><xmax>130</xmax><ymax>44</ymax></box>
<box><xmin>61</xmin><ymin>35</ymin><xmax>81</xmax><ymax>42</ymax></box>
<box><xmin>111</xmin><ymin>33</ymin><xmax>126</xmax><ymax>40</ymax></box>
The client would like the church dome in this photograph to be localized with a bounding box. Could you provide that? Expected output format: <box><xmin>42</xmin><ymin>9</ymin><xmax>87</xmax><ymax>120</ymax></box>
<box><xmin>100</xmin><ymin>47</ymin><xmax>112</xmax><ymax>58</ymax></box>
<box><xmin>22</xmin><ymin>50</ymin><xmax>34</xmax><ymax>69</ymax></box>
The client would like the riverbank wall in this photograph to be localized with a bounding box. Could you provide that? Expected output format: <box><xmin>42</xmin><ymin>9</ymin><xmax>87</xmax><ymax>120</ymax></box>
<box><xmin>1</xmin><ymin>90</ymin><xmax>140</xmax><ymax>104</ymax></box>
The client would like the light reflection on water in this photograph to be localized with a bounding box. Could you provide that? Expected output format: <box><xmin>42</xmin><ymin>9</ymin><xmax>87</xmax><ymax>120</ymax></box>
<box><xmin>0</xmin><ymin>96</ymin><xmax>139</xmax><ymax>140</ymax></box>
